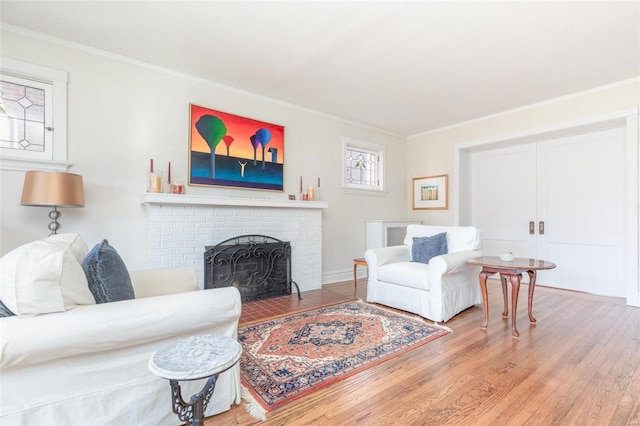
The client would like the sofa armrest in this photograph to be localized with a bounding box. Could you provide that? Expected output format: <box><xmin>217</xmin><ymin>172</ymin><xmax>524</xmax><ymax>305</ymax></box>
<box><xmin>0</xmin><ymin>286</ymin><xmax>241</xmax><ymax>370</ymax></box>
<box><xmin>130</xmin><ymin>267</ymin><xmax>198</xmax><ymax>298</ymax></box>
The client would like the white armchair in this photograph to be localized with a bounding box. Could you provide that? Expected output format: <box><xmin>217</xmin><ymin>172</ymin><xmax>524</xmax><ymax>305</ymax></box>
<box><xmin>365</xmin><ymin>225</ymin><xmax>482</xmax><ymax>322</ymax></box>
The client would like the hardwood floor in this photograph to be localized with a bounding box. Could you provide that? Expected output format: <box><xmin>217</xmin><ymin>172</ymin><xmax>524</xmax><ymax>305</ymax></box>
<box><xmin>207</xmin><ymin>279</ymin><xmax>640</xmax><ymax>425</ymax></box>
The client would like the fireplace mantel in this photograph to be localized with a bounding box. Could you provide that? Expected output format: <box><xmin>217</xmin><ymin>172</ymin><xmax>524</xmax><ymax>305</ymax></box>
<box><xmin>141</xmin><ymin>193</ymin><xmax>328</xmax><ymax>209</ymax></box>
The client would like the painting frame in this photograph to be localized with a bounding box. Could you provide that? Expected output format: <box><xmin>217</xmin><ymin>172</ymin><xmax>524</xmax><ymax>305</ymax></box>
<box><xmin>412</xmin><ymin>174</ymin><xmax>448</xmax><ymax>210</ymax></box>
<box><xmin>188</xmin><ymin>104</ymin><xmax>285</xmax><ymax>191</ymax></box>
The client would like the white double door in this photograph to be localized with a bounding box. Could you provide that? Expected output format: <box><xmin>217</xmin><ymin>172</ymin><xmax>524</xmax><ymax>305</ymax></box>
<box><xmin>469</xmin><ymin>127</ymin><xmax>627</xmax><ymax>297</ymax></box>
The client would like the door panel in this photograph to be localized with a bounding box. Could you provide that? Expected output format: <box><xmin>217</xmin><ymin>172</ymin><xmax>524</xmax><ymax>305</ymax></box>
<box><xmin>470</xmin><ymin>144</ymin><xmax>537</xmax><ymax>259</ymax></box>
<box><xmin>536</xmin><ymin>128</ymin><xmax>625</xmax><ymax>296</ymax></box>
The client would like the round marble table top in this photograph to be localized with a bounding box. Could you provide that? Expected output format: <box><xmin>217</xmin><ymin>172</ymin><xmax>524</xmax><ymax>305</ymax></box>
<box><xmin>148</xmin><ymin>334</ymin><xmax>242</xmax><ymax>381</ymax></box>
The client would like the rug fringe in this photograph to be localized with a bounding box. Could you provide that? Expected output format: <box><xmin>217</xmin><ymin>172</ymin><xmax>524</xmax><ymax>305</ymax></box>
<box><xmin>241</xmin><ymin>386</ymin><xmax>267</xmax><ymax>421</ymax></box>
<box><xmin>430</xmin><ymin>320</ymin><xmax>454</xmax><ymax>332</ymax></box>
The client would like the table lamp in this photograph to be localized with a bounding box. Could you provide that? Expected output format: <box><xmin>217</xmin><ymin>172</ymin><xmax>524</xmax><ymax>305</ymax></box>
<box><xmin>20</xmin><ymin>170</ymin><xmax>85</xmax><ymax>235</ymax></box>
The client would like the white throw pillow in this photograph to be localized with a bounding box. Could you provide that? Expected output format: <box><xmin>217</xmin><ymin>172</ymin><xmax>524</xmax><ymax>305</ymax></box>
<box><xmin>0</xmin><ymin>235</ymin><xmax>95</xmax><ymax>315</ymax></box>
<box><xmin>45</xmin><ymin>233</ymin><xmax>89</xmax><ymax>263</ymax></box>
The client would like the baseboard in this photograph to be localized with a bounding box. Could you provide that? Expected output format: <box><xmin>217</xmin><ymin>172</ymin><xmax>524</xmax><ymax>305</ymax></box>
<box><xmin>322</xmin><ymin>268</ymin><xmax>366</xmax><ymax>285</ymax></box>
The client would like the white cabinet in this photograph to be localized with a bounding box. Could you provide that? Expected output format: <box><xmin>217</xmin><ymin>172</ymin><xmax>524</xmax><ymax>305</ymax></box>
<box><xmin>365</xmin><ymin>220</ymin><xmax>422</xmax><ymax>251</ymax></box>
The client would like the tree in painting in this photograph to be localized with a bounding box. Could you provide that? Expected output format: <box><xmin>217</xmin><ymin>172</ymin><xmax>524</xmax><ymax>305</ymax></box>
<box><xmin>255</xmin><ymin>128</ymin><xmax>272</xmax><ymax>171</ymax></box>
<box><xmin>222</xmin><ymin>135</ymin><xmax>234</xmax><ymax>156</ymax></box>
<box><xmin>195</xmin><ymin>115</ymin><xmax>227</xmax><ymax>178</ymax></box>
<box><xmin>250</xmin><ymin>134</ymin><xmax>259</xmax><ymax>166</ymax></box>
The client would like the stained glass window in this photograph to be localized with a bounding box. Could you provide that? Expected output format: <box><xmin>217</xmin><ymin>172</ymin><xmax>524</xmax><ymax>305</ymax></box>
<box><xmin>0</xmin><ymin>79</ymin><xmax>47</xmax><ymax>152</ymax></box>
<box><xmin>0</xmin><ymin>57</ymin><xmax>66</xmax><ymax>169</ymax></box>
<box><xmin>342</xmin><ymin>137</ymin><xmax>385</xmax><ymax>193</ymax></box>
<box><xmin>345</xmin><ymin>147</ymin><xmax>377</xmax><ymax>186</ymax></box>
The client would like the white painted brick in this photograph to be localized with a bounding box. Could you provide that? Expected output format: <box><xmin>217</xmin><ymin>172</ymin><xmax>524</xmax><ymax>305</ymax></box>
<box><xmin>144</xmin><ymin>203</ymin><xmax>322</xmax><ymax>291</ymax></box>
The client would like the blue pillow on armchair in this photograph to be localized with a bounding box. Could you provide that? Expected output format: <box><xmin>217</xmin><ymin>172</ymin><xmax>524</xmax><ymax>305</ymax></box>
<box><xmin>411</xmin><ymin>232</ymin><xmax>448</xmax><ymax>264</ymax></box>
<box><xmin>82</xmin><ymin>239</ymin><xmax>135</xmax><ymax>303</ymax></box>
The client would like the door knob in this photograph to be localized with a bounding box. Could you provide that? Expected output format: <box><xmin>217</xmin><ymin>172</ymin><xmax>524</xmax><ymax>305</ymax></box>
<box><xmin>529</xmin><ymin>221</ymin><xmax>535</xmax><ymax>235</ymax></box>
<box><xmin>539</xmin><ymin>221</ymin><xmax>545</xmax><ymax>235</ymax></box>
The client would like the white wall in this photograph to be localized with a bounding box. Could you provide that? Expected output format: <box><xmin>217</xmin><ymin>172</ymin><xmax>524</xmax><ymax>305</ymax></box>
<box><xmin>0</xmin><ymin>30</ymin><xmax>408</xmax><ymax>283</ymax></box>
<box><xmin>406</xmin><ymin>79</ymin><xmax>640</xmax><ymax>224</ymax></box>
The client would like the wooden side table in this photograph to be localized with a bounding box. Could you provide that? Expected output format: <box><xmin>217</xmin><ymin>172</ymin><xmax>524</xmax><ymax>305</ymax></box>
<box><xmin>467</xmin><ymin>256</ymin><xmax>556</xmax><ymax>338</ymax></box>
<box><xmin>149</xmin><ymin>334</ymin><xmax>242</xmax><ymax>426</ymax></box>
<box><xmin>353</xmin><ymin>258</ymin><xmax>367</xmax><ymax>297</ymax></box>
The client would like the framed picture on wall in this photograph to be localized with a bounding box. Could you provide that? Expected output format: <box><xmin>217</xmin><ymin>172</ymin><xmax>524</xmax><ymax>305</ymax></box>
<box><xmin>412</xmin><ymin>174</ymin><xmax>448</xmax><ymax>210</ymax></box>
<box><xmin>189</xmin><ymin>104</ymin><xmax>285</xmax><ymax>191</ymax></box>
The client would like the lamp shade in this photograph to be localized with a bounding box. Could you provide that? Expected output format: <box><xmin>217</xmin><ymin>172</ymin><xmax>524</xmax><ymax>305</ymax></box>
<box><xmin>21</xmin><ymin>171</ymin><xmax>85</xmax><ymax>207</ymax></box>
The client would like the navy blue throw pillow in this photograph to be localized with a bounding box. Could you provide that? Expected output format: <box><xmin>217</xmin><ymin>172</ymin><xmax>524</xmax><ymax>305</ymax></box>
<box><xmin>82</xmin><ymin>239</ymin><xmax>135</xmax><ymax>304</ymax></box>
<box><xmin>411</xmin><ymin>233</ymin><xmax>448</xmax><ymax>264</ymax></box>
<box><xmin>0</xmin><ymin>299</ymin><xmax>15</xmax><ymax>317</ymax></box>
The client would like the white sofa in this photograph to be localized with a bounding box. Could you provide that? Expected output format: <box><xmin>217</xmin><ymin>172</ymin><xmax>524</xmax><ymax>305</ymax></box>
<box><xmin>365</xmin><ymin>225</ymin><xmax>483</xmax><ymax>322</ymax></box>
<box><xmin>0</xmin><ymin>267</ymin><xmax>243</xmax><ymax>425</ymax></box>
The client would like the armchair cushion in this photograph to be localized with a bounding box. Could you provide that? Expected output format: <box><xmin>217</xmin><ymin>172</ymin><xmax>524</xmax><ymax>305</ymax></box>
<box><xmin>411</xmin><ymin>232</ymin><xmax>447</xmax><ymax>264</ymax></box>
<box><xmin>377</xmin><ymin>261</ymin><xmax>431</xmax><ymax>290</ymax></box>
<box><xmin>82</xmin><ymin>239</ymin><xmax>135</xmax><ymax>304</ymax></box>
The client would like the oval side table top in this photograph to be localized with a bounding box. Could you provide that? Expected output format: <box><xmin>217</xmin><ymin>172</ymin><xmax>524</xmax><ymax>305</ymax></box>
<box><xmin>467</xmin><ymin>256</ymin><xmax>556</xmax><ymax>271</ymax></box>
<box><xmin>149</xmin><ymin>334</ymin><xmax>242</xmax><ymax>381</ymax></box>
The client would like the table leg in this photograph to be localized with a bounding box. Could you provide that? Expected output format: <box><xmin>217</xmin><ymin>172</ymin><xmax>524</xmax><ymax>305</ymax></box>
<box><xmin>509</xmin><ymin>274</ymin><xmax>521</xmax><ymax>338</ymax></box>
<box><xmin>479</xmin><ymin>270</ymin><xmax>490</xmax><ymax>330</ymax></box>
<box><xmin>527</xmin><ymin>270</ymin><xmax>537</xmax><ymax>324</ymax></box>
<box><xmin>353</xmin><ymin>263</ymin><xmax>358</xmax><ymax>298</ymax></box>
<box><xmin>170</xmin><ymin>374</ymin><xmax>219</xmax><ymax>426</ymax></box>
<box><xmin>500</xmin><ymin>274</ymin><xmax>509</xmax><ymax>317</ymax></box>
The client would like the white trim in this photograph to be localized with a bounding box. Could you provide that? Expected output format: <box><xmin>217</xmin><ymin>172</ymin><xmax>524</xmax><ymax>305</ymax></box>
<box><xmin>0</xmin><ymin>158</ymin><xmax>71</xmax><ymax>172</ymax></box>
<box><xmin>625</xmin><ymin>112</ymin><xmax>639</xmax><ymax>306</ymax></box>
<box><xmin>141</xmin><ymin>193</ymin><xmax>328</xmax><ymax>209</ymax></box>
<box><xmin>454</xmin><ymin>107</ymin><xmax>639</xmax><ymax>307</ymax></box>
<box><xmin>322</xmin><ymin>268</ymin><xmax>357</xmax><ymax>286</ymax></box>
<box><xmin>341</xmin><ymin>188</ymin><xmax>388</xmax><ymax>197</ymax></box>
<box><xmin>410</xmin><ymin>78</ymin><xmax>640</xmax><ymax>139</ymax></box>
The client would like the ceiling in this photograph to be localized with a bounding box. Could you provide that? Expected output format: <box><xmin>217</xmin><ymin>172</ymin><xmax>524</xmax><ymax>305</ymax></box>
<box><xmin>1</xmin><ymin>1</ymin><xmax>639</xmax><ymax>137</ymax></box>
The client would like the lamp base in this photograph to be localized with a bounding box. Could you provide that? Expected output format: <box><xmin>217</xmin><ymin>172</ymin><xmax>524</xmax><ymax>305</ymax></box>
<box><xmin>48</xmin><ymin>207</ymin><xmax>61</xmax><ymax>235</ymax></box>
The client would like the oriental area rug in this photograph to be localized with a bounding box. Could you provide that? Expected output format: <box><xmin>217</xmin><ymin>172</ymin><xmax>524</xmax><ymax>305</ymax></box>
<box><xmin>238</xmin><ymin>300</ymin><xmax>450</xmax><ymax>417</ymax></box>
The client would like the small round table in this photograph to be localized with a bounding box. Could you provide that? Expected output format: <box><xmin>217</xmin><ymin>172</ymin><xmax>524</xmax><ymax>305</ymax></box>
<box><xmin>467</xmin><ymin>256</ymin><xmax>556</xmax><ymax>338</ymax></box>
<box><xmin>148</xmin><ymin>334</ymin><xmax>242</xmax><ymax>426</ymax></box>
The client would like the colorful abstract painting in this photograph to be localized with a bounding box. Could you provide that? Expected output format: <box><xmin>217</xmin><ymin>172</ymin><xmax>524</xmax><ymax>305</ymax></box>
<box><xmin>189</xmin><ymin>104</ymin><xmax>284</xmax><ymax>191</ymax></box>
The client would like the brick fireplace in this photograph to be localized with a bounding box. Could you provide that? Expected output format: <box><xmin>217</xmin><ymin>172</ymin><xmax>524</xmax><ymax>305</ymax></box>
<box><xmin>141</xmin><ymin>194</ymin><xmax>328</xmax><ymax>292</ymax></box>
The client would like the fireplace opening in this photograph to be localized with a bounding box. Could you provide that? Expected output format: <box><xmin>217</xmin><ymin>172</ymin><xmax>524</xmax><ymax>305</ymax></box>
<box><xmin>204</xmin><ymin>234</ymin><xmax>301</xmax><ymax>303</ymax></box>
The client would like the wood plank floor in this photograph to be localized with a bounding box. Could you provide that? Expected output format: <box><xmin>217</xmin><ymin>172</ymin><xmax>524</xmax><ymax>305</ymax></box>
<box><xmin>207</xmin><ymin>278</ymin><xmax>640</xmax><ymax>425</ymax></box>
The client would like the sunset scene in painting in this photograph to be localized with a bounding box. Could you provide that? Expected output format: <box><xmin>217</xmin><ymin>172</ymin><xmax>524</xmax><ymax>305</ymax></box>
<box><xmin>189</xmin><ymin>104</ymin><xmax>284</xmax><ymax>191</ymax></box>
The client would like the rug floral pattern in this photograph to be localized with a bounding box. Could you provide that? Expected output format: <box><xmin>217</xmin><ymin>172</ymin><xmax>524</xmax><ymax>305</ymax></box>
<box><xmin>239</xmin><ymin>300</ymin><xmax>449</xmax><ymax>411</ymax></box>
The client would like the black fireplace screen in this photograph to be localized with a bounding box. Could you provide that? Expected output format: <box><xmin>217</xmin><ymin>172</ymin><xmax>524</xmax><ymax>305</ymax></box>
<box><xmin>204</xmin><ymin>234</ymin><xmax>301</xmax><ymax>303</ymax></box>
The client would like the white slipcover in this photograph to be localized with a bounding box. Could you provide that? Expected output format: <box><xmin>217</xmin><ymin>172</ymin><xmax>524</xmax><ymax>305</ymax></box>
<box><xmin>366</xmin><ymin>225</ymin><xmax>483</xmax><ymax>322</ymax></box>
<box><xmin>0</xmin><ymin>267</ymin><xmax>242</xmax><ymax>425</ymax></box>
